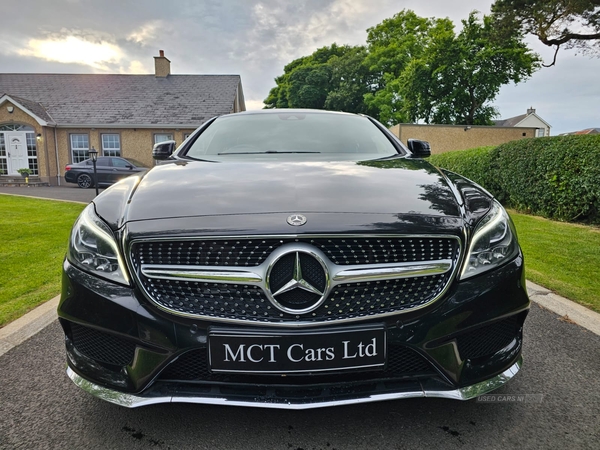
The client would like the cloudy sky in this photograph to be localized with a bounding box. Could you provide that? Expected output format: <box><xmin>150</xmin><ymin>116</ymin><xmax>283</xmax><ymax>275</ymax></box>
<box><xmin>1</xmin><ymin>0</ymin><xmax>598</xmax><ymax>134</ymax></box>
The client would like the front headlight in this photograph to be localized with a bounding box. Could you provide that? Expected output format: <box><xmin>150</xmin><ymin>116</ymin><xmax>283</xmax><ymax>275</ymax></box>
<box><xmin>460</xmin><ymin>202</ymin><xmax>519</xmax><ymax>280</ymax></box>
<box><xmin>67</xmin><ymin>204</ymin><xmax>130</xmax><ymax>286</ymax></box>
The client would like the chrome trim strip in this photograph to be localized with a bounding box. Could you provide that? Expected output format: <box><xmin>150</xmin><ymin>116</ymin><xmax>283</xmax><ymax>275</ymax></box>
<box><xmin>142</xmin><ymin>266</ymin><xmax>263</xmax><ymax>284</ymax></box>
<box><xmin>128</xmin><ymin>234</ymin><xmax>462</xmax><ymax>327</ymax></box>
<box><xmin>67</xmin><ymin>356</ymin><xmax>522</xmax><ymax>410</ymax></box>
<box><xmin>140</xmin><ymin>260</ymin><xmax>451</xmax><ymax>286</ymax></box>
<box><xmin>332</xmin><ymin>260</ymin><xmax>452</xmax><ymax>283</ymax></box>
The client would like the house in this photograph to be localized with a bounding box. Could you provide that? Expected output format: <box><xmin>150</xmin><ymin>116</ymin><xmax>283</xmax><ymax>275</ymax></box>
<box><xmin>493</xmin><ymin>107</ymin><xmax>551</xmax><ymax>137</ymax></box>
<box><xmin>559</xmin><ymin>128</ymin><xmax>600</xmax><ymax>136</ymax></box>
<box><xmin>0</xmin><ymin>51</ymin><xmax>245</xmax><ymax>185</ymax></box>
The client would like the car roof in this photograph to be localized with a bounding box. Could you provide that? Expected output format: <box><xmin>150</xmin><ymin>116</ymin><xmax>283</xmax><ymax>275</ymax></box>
<box><xmin>219</xmin><ymin>109</ymin><xmax>361</xmax><ymax>119</ymax></box>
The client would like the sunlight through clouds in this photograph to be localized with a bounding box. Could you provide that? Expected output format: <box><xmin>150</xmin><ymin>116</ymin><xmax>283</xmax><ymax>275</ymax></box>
<box><xmin>18</xmin><ymin>36</ymin><xmax>123</xmax><ymax>70</ymax></box>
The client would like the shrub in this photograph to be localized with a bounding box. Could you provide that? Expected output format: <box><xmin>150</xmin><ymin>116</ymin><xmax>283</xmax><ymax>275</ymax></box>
<box><xmin>429</xmin><ymin>135</ymin><xmax>600</xmax><ymax>224</ymax></box>
<box><xmin>429</xmin><ymin>146</ymin><xmax>502</xmax><ymax>198</ymax></box>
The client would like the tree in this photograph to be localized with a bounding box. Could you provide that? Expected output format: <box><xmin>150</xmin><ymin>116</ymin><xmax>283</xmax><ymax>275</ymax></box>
<box><xmin>323</xmin><ymin>46</ymin><xmax>373</xmax><ymax>114</ymax></box>
<box><xmin>492</xmin><ymin>0</ymin><xmax>600</xmax><ymax>66</ymax></box>
<box><xmin>363</xmin><ymin>10</ymin><xmax>438</xmax><ymax>125</ymax></box>
<box><xmin>264</xmin><ymin>44</ymin><xmax>372</xmax><ymax>114</ymax></box>
<box><xmin>400</xmin><ymin>12</ymin><xmax>540</xmax><ymax>125</ymax></box>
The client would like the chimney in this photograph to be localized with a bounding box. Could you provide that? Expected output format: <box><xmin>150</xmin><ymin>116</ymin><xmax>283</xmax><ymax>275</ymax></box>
<box><xmin>154</xmin><ymin>50</ymin><xmax>171</xmax><ymax>77</ymax></box>
<box><xmin>527</xmin><ymin>107</ymin><xmax>535</xmax><ymax>115</ymax></box>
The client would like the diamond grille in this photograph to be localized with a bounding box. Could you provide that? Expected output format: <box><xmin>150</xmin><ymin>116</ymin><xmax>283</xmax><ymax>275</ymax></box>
<box><xmin>140</xmin><ymin>275</ymin><xmax>449</xmax><ymax>323</ymax></box>
<box><xmin>132</xmin><ymin>237</ymin><xmax>457</xmax><ymax>267</ymax></box>
<box><xmin>131</xmin><ymin>236</ymin><xmax>459</xmax><ymax>323</ymax></box>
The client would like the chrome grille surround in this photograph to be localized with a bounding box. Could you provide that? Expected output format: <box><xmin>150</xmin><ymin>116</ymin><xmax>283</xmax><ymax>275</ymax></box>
<box><xmin>129</xmin><ymin>235</ymin><xmax>462</xmax><ymax>327</ymax></box>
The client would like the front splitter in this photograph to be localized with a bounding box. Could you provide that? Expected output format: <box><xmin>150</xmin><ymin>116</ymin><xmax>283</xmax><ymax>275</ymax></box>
<box><xmin>67</xmin><ymin>356</ymin><xmax>522</xmax><ymax>410</ymax></box>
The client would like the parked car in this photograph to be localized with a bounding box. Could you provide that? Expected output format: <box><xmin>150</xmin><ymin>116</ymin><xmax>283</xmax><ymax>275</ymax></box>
<box><xmin>59</xmin><ymin>110</ymin><xmax>529</xmax><ymax>409</ymax></box>
<box><xmin>64</xmin><ymin>156</ymin><xmax>148</xmax><ymax>188</ymax></box>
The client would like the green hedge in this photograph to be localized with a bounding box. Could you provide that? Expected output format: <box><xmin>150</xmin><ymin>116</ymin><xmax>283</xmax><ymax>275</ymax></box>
<box><xmin>429</xmin><ymin>135</ymin><xmax>600</xmax><ymax>224</ymax></box>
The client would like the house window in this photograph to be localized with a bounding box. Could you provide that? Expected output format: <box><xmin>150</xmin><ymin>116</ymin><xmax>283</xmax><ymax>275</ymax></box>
<box><xmin>154</xmin><ymin>133</ymin><xmax>174</xmax><ymax>144</ymax></box>
<box><xmin>26</xmin><ymin>133</ymin><xmax>38</xmax><ymax>175</ymax></box>
<box><xmin>0</xmin><ymin>124</ymin><xmax>34</xmax><ymax>131</ymax></box>
<box><xmin>0</xmin><ymin>134</ymin><xmax>6</xmax><ymax>175</ymax></box>
<box><xmin>70</xmin><ymin>134</ymin><xmax>90</xmax><ymax>163</ymax></box>
<box><xmin>101</xmin><ymin>134</ymin><xmax>121</xmax><ymax>156</ymax></box>
<box><xmin>537</xmin><ymin>128</ymin><xmax>545</xmax><ymax>137</ymax></box>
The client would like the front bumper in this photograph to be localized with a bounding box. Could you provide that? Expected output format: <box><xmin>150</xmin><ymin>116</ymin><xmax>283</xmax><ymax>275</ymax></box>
<box><xmin>59</xmin><ymin>254</ymin><xmax>529</xmax><ymax>409</ymax></box>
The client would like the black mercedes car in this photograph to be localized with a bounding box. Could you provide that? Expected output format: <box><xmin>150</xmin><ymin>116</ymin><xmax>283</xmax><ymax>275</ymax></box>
<box><xmin>59</xmin><ymin>110</ymin><xmax>529</xmax><ymax>409</ymax></box>
<box><xmin>64</xmin><ymin>156</ymin><xmax>148</xmax><ymax>188</ymax></box>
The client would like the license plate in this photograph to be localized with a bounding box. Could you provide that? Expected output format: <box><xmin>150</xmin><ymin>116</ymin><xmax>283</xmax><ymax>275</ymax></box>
<box><xmin>208</xmin><ymin>326</ymin><xmax>386</xmax><ymax>374</ymax></box>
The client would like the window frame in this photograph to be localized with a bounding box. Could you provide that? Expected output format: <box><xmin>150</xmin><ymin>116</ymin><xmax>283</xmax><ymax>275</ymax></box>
<box><xmin>101</xmin><ymin>133</ymin><xmax>122</xmax><ymax>157</ymax></box>
<box><xmin>154</xmin><ymin>133</ymin><xmax>174</xmax><ymax>145</ymax></box>
<box><xmin>69</xmin><ymin>133</ymin><xmax>90</xmax><ymax>164</ymax></box>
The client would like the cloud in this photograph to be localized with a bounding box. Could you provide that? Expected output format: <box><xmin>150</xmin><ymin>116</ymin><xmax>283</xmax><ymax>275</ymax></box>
<box><xmin>119</xmin><ymin>59</ymin><xmax>151</xmax><ymax>74</ymax></box>
<box><xmin>240</xmin><ymin>0</ymin><xmax>370</xmax><ymax>63</ymax></box>
<box><xmin>127</xmin><ymin>21</ymin><xmax>163</xmax><ymax>46</ymax></box>
<box><xmin>17</xmin><ymin>35</ymin><xmax>123</xmax><ymax>70</ymax></box>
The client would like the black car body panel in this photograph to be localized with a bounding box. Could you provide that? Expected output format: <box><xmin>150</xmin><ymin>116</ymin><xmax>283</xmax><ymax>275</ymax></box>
<box><xmin>115</xmin><ymin>158</ymin><xmax>460</xmax><ymax>221</ymax></box>
<box><xmin>59</xmin><ymin>110</ymin><xmax>529</xmax><ymax>409</ymax></box>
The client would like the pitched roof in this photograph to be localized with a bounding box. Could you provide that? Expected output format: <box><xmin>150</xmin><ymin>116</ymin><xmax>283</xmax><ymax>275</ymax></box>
<box><xmin>493</xmin><ymin>114</ymin><xmax>527</xmax><ymax>128</ymax></box>
<box><xmin>0</xmin><ymin>74</ymin><xmax>242</xmax><ymax>127</ymax></box>
<box><xmin>0</xmin><ymin>93</ymin><xmax>54</xmax><ymax>125</ymax></box>
<box><xmin>5</xmin><ymin>94</ymin><xmax>54</xmax><ymax>123</ymax></box>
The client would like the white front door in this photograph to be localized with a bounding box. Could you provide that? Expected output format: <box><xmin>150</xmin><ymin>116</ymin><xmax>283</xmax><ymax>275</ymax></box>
<box><xmin>6</xmin><ymin>132</ymin><xmax>28</xmax><ymax>175</ymax></box>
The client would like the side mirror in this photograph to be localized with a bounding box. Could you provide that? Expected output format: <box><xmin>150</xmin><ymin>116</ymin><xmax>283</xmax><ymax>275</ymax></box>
<box><xmin>152</xmin><ymin>140</ymin><xmax>176</xmax><ymax>160</ymax></box>
<box><xmin>407</xmin><ymin>139</ymin><xmax>431</xmax><ymax>158</ymax></box>
<box><xmin>126</xmin><ymin>164</ymin><xmax>133</xmax><ymax>170</ymax></box>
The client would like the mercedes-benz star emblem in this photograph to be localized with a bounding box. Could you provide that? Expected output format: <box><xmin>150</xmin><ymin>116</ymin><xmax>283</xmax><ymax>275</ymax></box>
<box><xmin>266</xmin><ymin>248</ymin><xmax>329</xmax><ymax>314</ymax></box>
<box><xmin>287</xmin><ymin>214</ymin><xmax>307</xmax><ymax>226</ymax></box>
<box><xmin>272</xmin><ymin>252</ymin><xmax>324</xmax><ymax>298</ymax></box>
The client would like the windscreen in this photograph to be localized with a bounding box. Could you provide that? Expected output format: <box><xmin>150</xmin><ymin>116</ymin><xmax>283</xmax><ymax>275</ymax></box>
<box><xmin>184</xmin><ymin>112</ymin><xmax>401</xmax><ymax>161</ymax></box>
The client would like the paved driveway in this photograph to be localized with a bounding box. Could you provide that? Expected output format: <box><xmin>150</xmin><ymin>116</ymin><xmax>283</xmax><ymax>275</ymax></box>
<box><xmin>1</xmin><ymin>303</ymin><xmax>598</xmax><ymax>449</ymax></box>
<box><xmin>0</xmin><ymin>185</ymin><xmax>103</xmax><ymax>204</ymax></box>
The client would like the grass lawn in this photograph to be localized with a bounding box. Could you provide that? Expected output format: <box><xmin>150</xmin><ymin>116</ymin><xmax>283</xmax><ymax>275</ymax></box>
<box><xmin>0</xmin><ymin>195</ymin><xmax>85</xmax><ymax>327</ymax></box>
<box><xmin>509</xmin><ymin>210</ymin><xmax>600</xmax><ymax>313</ymax></box>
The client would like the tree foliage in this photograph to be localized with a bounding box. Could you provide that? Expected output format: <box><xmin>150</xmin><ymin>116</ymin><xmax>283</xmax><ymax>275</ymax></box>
<box><xmin>362</xmin><ymin>10</ymin><xmax>436</xmax><ymax>125</ymax></box>
<box><xmin>401</xmin><ymin>13</ymin><xmax>540</xmax><ymax>125</ymax></box>
<box><xmin>263</xmin><ymin>44</ymin><xmax>372</xmax><ymax>114</ymax></box>
<box><xmin>492</xmin><ymin>0</ymin><xmax>600</xmax><ymax>66</ymax></box>
<box><xmin>264</xmin><ymin>9</ymin><xmax>540</xmax><ymax>126</ymax></box>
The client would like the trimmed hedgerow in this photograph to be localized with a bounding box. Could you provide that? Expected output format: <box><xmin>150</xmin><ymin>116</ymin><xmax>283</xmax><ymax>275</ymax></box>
<box><xmin>428</xmin><ymin>145</ymin><xmax>502</xmax><ymax>199</ymax></box>
<box><xmin>429</xmin><ymin>135</ymin><xmax>600</xmax><ymax>224</ymax></box>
